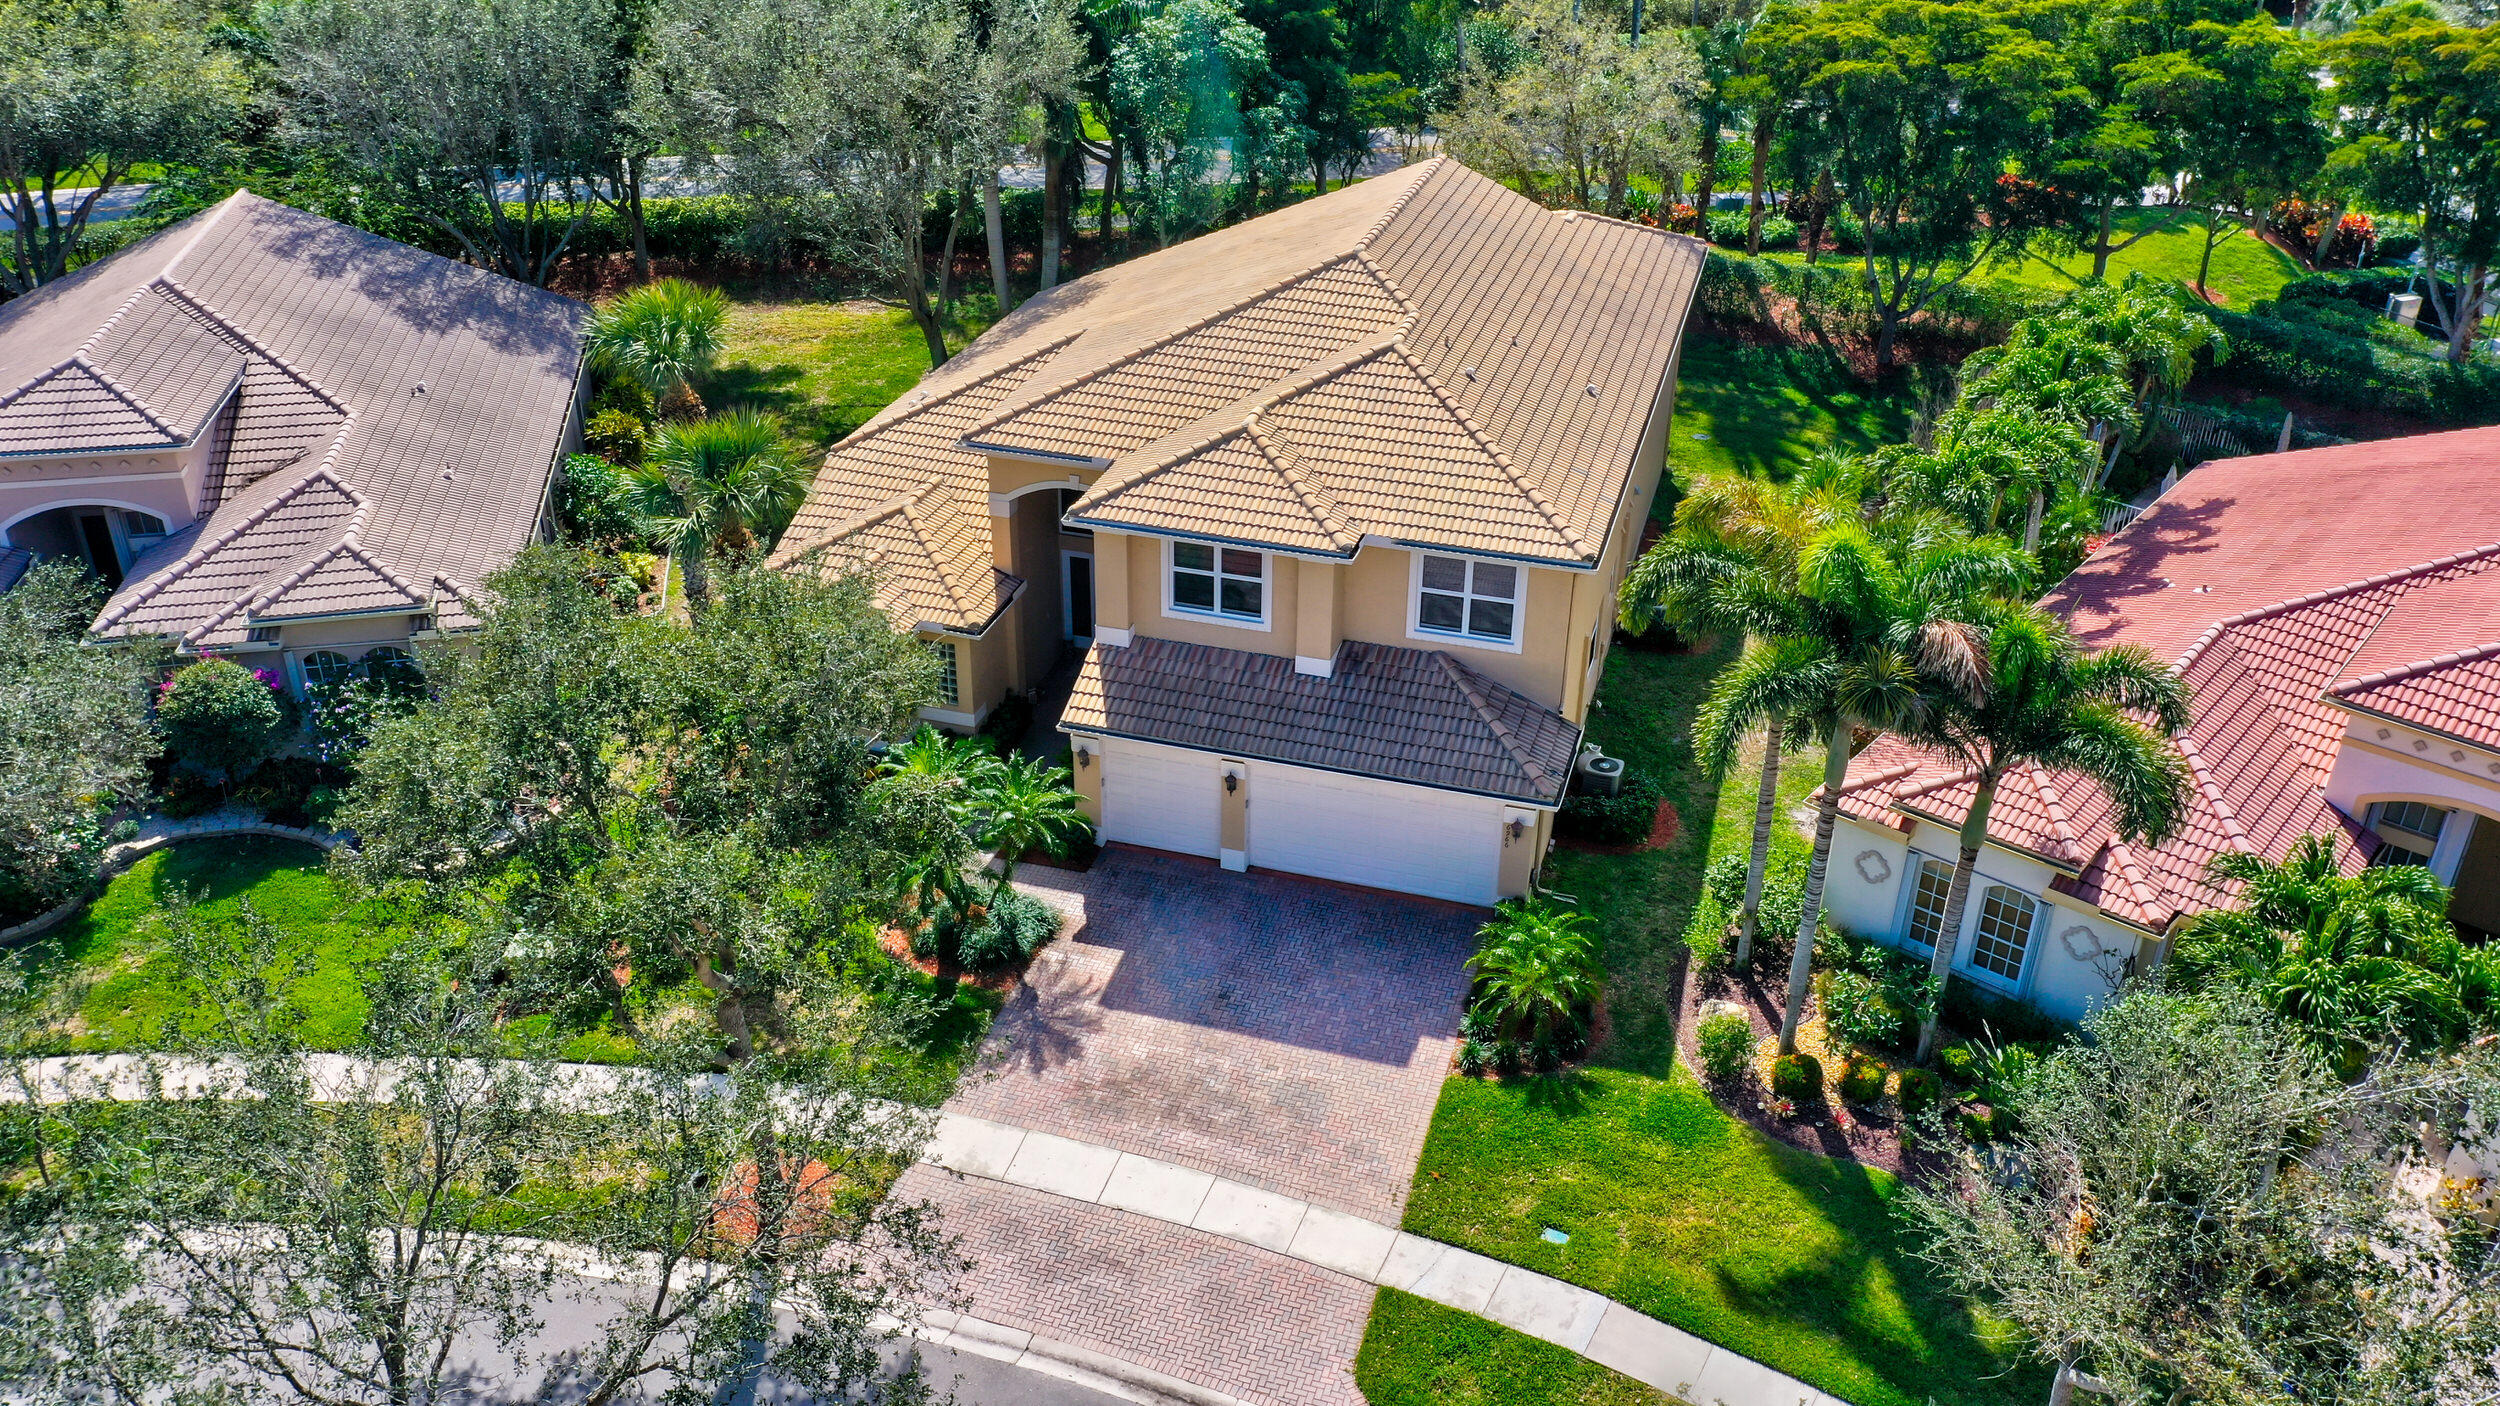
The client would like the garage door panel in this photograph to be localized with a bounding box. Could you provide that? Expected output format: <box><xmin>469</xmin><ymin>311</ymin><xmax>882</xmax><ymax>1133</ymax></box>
<box><xmin>1250</xmin><ymin>763</ymin><xmax>1503</xmax><ymax>905</ymax></box>
<box><xmin>1100</xmin><ymin>739</ymin><xmax>1220</xmax><ymax>858</ymax></box>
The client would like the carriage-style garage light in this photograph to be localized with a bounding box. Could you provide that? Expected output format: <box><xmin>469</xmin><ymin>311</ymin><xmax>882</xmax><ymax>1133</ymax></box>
<box><xmin>1224</xmin><ymin>773</ymin><xmax>1239</xmax><ymax>794</ymax></box>
<box><xmin>1075</xmin><ymin>746</ymin><xmax>1092</xmax><ymax>769</ymax></box>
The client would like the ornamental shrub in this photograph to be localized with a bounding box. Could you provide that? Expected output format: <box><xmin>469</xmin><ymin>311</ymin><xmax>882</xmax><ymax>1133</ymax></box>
<box><xmin>158</xmin><ymin>660</ymin><xmax>292</xmax><ymax>784</ymax></box>
<box><xmin>1556</xmin><ymin>769</ymin><xmax>1666</xmax><ymax>845</ymax></box>
<box><xmin>555</xmin><ymin>453</ymin><xmax>647</xmax><ymax>549</ymax></box>
<box><xmin>1696</xmin><ymin>1011</ymin><xmax>1753</xmax><ymax>1085</ymax></box>
<box><xmin>1838</xmin><ymin>1055</ymin><xmax>1888</xmax><ymax>1106</ymax></box>
<box><xmin>1937</xmin><ymin>1043</ymin><xmax>1981</xmax><ymax>1085</ymax></box>
<box><xmin>1822</xmin><ymin>967</ymin><xmax>1911</xmax><ymax>1051</ymax></box>
<box><xmin>957</xmin><ymin>887</ymin><xmax>1061</xmax><ymax>975</ymax></box>
<box><xmin>1684</xmin><ymin>894</ymin><xmax>1730</xmax><ymax>976</ymax></box>
<box><xmin>583</xmin><ymin>409</ymin><xmax>648</xmax><ymax>466</ymax></box>
<box><xmin>1769</xmin><ymin>1052</ymin><xmax>1823</xmax><ymax>1101</ymax></box>
<box><xmin>1896</xmin><ymin>1067</ymin><xmax>1944</xmax><ymax>1117</ymax></box>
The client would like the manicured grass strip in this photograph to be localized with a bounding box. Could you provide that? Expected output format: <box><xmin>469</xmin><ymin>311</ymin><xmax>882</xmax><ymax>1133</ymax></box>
<box><xmin>1405</xmin><ymin>1067</ymin><xmax>2042</xmax><ymax>1406</ymax></box>
<box><xmin>1666</xmin><ymin>336</ymin><xmax>1923</xmax><ymax>494</ymax></box>
<box><xmin>27</xmin><ymin>837</ymin><xmax>400</xmax><ymax>1052</ymax></box>
<box><xmin>1355</xmin><ymin>1288</ymin><xmax>1674</xmax><ymax>1406</ymax></box>
<box><xmin>1981</xmin><ymin>208</ymin><xmax>2303</xmax><ymax>311</ymax></box>
<box><xmin>704</xmin><ymin>297</ymin><xmax>992</xmax><ymax>461</ymax></box>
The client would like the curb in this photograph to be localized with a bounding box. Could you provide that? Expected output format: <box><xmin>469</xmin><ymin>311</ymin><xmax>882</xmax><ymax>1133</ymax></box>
<box><xmin>0</xmin><ymin>820</ymin><xmax>342</xmax><ymax>946</ymax></box>
<box><xmin>918</xmin><ymin>1312</ymin><xmax>1255</xmax><ymax>1406</ymax></box>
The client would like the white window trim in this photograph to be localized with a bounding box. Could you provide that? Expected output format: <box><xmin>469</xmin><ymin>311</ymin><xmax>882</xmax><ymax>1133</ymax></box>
<box><xmin>1161</xmin><ymin>538</ymin><xmax>1272</xmax><ymax>631</ymax></box>
<box><xmin>1406</xmin><ymin>550</ymin><xmax>1527</xmax><ymax>655</ymax></box>
<box><xmin>1893</xmin><ymin>850</ymin><xmax>1951</xmax><ymax>958</ymax></box>
<box><xmin>1961</xmin><ymin>881</ymin><xmax>2045</xmax><ymax>995</ymax></box>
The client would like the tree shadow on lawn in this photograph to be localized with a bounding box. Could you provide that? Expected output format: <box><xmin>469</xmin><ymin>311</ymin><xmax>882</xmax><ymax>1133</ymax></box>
<box><xmin>1707</xmin><ymin>1147</ymin><xmax>2052</xmax><ymax>1406</ymax></box>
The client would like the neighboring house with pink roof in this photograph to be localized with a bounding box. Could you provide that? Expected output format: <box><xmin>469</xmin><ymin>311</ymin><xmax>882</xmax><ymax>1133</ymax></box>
<box><xmin>1826</xmin><ymin>425</ymin><xmax>2500</xmax><ymax>1022</ymax></box>
<box><xmin>0</xmin><ymin>191</ymin><xmax>588</xmax><ymax>686</ymax></box>
<box><xmin>771</xmin><ymin>159</ymin><xmax>1706</xmax><ymax>905</ymax></box>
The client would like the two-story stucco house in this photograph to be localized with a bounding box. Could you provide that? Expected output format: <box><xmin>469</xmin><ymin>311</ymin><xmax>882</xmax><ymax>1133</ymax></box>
<box><xmin>0</xmin><ymin>191</ymin><xmax>588</xmax><ymax>680</ymax></box>
<box><xmin>1825</xmin><ymin>426</ymin><xmax>2500</xmax><ymax>1023</ymax></box>
<box><xmin>771</xmin><ymin>159</ymin><xmax>1706</xmax><ymax>904</ymax></box>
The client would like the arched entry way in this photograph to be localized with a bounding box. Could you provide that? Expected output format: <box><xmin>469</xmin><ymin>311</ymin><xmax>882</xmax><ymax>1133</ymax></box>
<box><xmin>2</xmin><ymin>504</ymin><xmax>172</xmax><ymax>590</ymax></box>
<box><xmin>2357</xmin><ymin>795</ymin><xmax>2500</xmax><ymax>943</ymax></box>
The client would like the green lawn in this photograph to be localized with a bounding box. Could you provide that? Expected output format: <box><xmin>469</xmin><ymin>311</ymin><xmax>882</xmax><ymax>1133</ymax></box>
<box><xmin>1379</xmin><ymin>640</ymin><xmax>2043</xmax><ymax>1406</ymax></box>
<box><xmin>1980</xmin><ymin>208</ymin><xmax>2303</xmax><ymax>311</ymax></box>
<box><xmin>19</xmin><ymin>838</ymin><xmax>402</xmax><ymax>1051</ymax></box>
<box><xmin>1666</xmin><ymin>336</ymin><xmax>1924</xmax><ymax>496</ymax></box>
<box><xmin>703</xmin><ymin>296</ymin><xmax>995</xmax><ymax>461</ymax></box>
<box><xmin>1356</xmin><ymin>1289</ymin><xmax>1671</xmax><ymax>1406</ymax></box>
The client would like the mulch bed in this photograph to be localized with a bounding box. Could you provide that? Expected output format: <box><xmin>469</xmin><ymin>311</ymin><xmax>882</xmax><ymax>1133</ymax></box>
<box><xmin>1557</xmin><ymin>799</ymin><xmax>1681</xmax><ymax>855</ymax></box>
<box><xmin>1673</xmin><ymin>943</ymin><xmax>1955</xmax><ymax>1183</ymax></box>
<box><xmin>875</xmin><ymin>925</ymin><xmax>1025</xmax><ymax>995</ymax></box>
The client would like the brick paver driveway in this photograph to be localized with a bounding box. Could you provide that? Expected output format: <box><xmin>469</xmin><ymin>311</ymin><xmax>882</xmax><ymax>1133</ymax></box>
<box><xmin>930</xmin><ymin>848</ymin><xmax>1481</xmax><ymax>1406</ymax></box>
<box><xmin>948</xmin><ymin>847</ymin><xmax>1481</xmax><ymax>1223</ymax></box>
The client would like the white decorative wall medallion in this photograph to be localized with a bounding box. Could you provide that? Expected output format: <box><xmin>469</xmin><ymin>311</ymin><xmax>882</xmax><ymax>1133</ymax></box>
<box><xmin>2058</xmin><ymin>924</ymin><xmax>2104</xmax><ymax>961</ymax></box>
<box><xmin>2377</xmin><ymin>727</ymin><xmax>2393</xmax><ymax>741</ymax></box>
<box><xmin>1854</xmin><ymin>849</ymin><xmax>1892</xmax><ymax>885</ymax></box>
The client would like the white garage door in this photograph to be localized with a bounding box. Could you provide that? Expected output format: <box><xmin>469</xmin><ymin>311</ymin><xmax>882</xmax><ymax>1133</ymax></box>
<box><xmin>1249</xmin><ymin>761</ymin><xmax>1505</xmax><ymax>905</ymax></box>
<box><xmin>1098</xmin><ymin>738</ymin><xmax>1221</xmax><ymax>858</ymax></box>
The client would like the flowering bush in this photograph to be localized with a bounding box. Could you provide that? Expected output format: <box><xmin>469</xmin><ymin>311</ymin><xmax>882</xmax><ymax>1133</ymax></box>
<box><xmin>1761</xmin><ymin>1095</ymin><xmax>1798</xmax><ymax>1120</ymax></box>
<box><xmin>303</xmin><ymin>673</ymin><xmax>423</xmax><ymax>766</ymax></box>
<box><xmin>158</xmin><ymin>659</ymin><xmax>294</xmax><ymax>784</ymax></box>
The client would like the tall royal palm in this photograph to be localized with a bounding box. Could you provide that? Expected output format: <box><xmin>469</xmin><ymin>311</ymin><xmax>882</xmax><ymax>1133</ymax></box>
<box><xmin>1911</xmin><ymin>604</ymin><xmax>2193</xmax><ymax>1062</ymax></box>
<box><xmin>628</xmin><ymin>410</ymin><xmax>810</xmax><ymax>613</ymax></box>
<box><xmin>1619</xmin><ymin>468</ymin><xmax>1863</xmax><ymax>966</ymax></box>
<box><xmin>1695</xmin><ymin>520</ymin><xmax>2027</xmax><ymax>1054</ymax></box>
<box><xmin>586</xmin><ymin>278</ymin><xmax>729</xmax><ymax>420</ymax></box>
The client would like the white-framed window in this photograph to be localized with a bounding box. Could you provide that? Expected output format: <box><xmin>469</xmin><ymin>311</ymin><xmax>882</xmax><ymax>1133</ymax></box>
<box><xmin>2371</xmin><ymin>837</ymin><xmax>2434</xmax><ymax>868</ymax></box>
<box><xmin>1970</xmin><ymin>884</ymin><xmax>2038</xmax><ymax>983</ymax></box>
<box><xmin>2374</xmin><ymin>800</ymin><xmax>2449</xmax><ymax>843</ymax></box>
<box><xmin>1902</xmin><ymin>854</ymin><xmax>1955</xmax><ymax>953</ymax></box>
<box><xmin>928</xmin><ymin>639</ymin><xmax>960</xmax><ymax>706</ymax></box>
<box><xmin>1167</xmin><ymin>540</ymin><xmax>1267</xmax><ymax>626</ymax></box>
<box><xmin>1412</xmin><ymin>552</ymin><xmax>1523</xmax><ymax>649</ymax></box>
<box><xmin>301</xmin><ymin>651</ymin><xmax>355</xmax><ymax>688</ymax></box>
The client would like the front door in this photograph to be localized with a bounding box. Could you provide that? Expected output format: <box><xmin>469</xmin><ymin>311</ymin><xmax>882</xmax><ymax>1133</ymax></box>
<box><xmin>76</xmin><ymin>512</ymin><xmax>123</xmax><ymax>589</ymax></box>
<box><xmin>1063</xmin><ymin>551</ymin><xmax>1094</xmax><ymax>642</ymax></box>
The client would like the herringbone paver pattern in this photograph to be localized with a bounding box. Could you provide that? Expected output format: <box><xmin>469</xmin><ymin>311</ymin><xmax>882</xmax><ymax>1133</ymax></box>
<box><xmin>905</xmin><ymin>1165</ymin><xmax>1371</xmax><ymax>1406</ymax></box>
<box><xmin>951</xmin><ymin>849</ymin><xmax>1478</xmax><ymax>1222</ymax></box>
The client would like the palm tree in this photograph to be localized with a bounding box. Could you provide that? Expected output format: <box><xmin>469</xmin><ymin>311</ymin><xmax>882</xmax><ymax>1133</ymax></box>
<box><xmin>1619</xmin><ymin>468</ymin><xmax>1861</xmax><ymax>967</ymax></box>
<box><xmin>585</xmin><ymin>278</ymin><xmax>729</xmax><ymax>421</ymax></box>
<box><xmin>1695</xmin><ymin>519</ymin><xmax>2029</xmax><ymax>1054</ymax></box>
<box><xmin>2173</xmin><ymin>835</ymin><xmax>2497</xmax><ymax>1066</ymax></box>
<box><xmin>1466</xmin><ymin>899</ymin><xmax>1605</xmax><ymax>1048</ymax></box>
<box><xmin>627</xmin><ymin>410</ymin><xmax>809</xmax><ymax>613</ymax></box>
<box><xmin>893</xmin><ymin>846</ymin><xmax>982</xmax><ymax>997</ymax></box>
<box><xmin>1910</xmin><ymin>603</ymin><xmax>2194</xmax><ymax>1062</ymax></box>
<box><xmin>879</xmin><ymin>724</ymin><xmax>1006</xmax><ymax>826</ymax></box>
<box><xmin>978</xmin><ymin>753</ymin><xmax>1091</xmax><ymax>888</ymax></box>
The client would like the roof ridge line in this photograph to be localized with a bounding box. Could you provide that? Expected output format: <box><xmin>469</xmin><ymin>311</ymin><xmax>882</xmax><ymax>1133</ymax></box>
<box><xmin>186</xmin><ymin>485</ymin><xmax>409</xmax><ymax>644</ymax></box>
<box><xmin>894</xmin><ymin>490</ymin><xmax>975</xmax><ymax>620</ymax></box>
<box><xmin>151</xmin><ymin>276</ymin><xmax>352</xmax><ymax>415</ymax></box>
<box><xmin>957</xmin><ymin>252</ymin><xmax>1400</xmax><ymax>448</ymax></box>
<box><xmin>2172</xmin><ymin>731</ymin><xmax>2254</xmax><ymax>853</ymax></box>
<box><xmin>1833</xmin><ymin>759</ymin><xmax>1924</xmax><ymax>795</ymax></box>
<box><xmin>1390</xmin><ymin>342</ymin><xmax>1597</xmax><ymax>560</ymax></box>
<box><xmin>1889</xmin><ymin>763</ymin><xmax>1984</xmax><ymax>803</ymax></box>
<box><xmin>2096</xmin><ymin>837</ymin><xmax>2168</xmax><ymax>924</ymax></box>
<box><xmin>2171</xmin><ymin>541</ymin><xmax>2500</xmax><ymax>672</ymax></box>
<box><xmin>2023</xmin><ymin>760</ymin><xmax>2085</xmax><ymax>855</ymax></box>
<box><xmin>1351</xmin><ymin>159</ymin><xmax>1443</xmax><ymax>251</ymax></box>
<box><xmin>1430</xmin><ymin>649</ymin><xmax>1555</xmax><ymax>794</ymax></box>
<box><xmin>158</xmin><ymin>189</ymin><xmax>247</xmax><ymax>283</ymax></box>
<box><xmin>2330</xmin><ymin>635</ymin><xmax>2500</xmax><ymax>695</ymax></box>
<box><xmin>73</xmin><ymin>284</ymin><xmax>156</xmax><ymax>360</ymax></box>
<box><xmin>1351</xmin><ymin>248</ymin><xmax>1418</xmax><ymax>316</ymax></box>
<box><xmin>835</xmin><ymin>333</ymin><xmax>1081</xmax><ymax>459</ymax></box>
<box><xmin>94</xmin><ymin>420</ymin><xmax>362</xmax><ymax>631</ymax></box>
<box><xmin>0</xmin><ymin>356</ymin><xmax>83</xmax><ymax>414</ymax></box>
<box><xmin>1081</xmin><ymin>329</ymin><xmax>1415</xmax><ymax>501</ymax></box>
<box><xmin>66</xmin><ymin>355</ymin><xmax>183</xmax><ymax>441</ymax></box>
<box><xmin>1241</xmin><ymin>414</ymin><xmax>1360</xmax><ymax>552</ymax></box>
<box><xmin>772</xmin><ymin>487</ymin><xmax>926</xmax><ymax>564</ymax></box>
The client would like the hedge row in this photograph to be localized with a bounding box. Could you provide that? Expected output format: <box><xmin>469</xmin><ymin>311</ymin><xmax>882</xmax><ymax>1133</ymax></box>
<box><xmin>1696</xmin><ymin>251</ymin><xmax>2055</xmax><ymax>346</ymax></box>
<box><xmin>2205</xmin><ymin>306</ymin><xmax>2500</xmax><ymax>424</ymax></box>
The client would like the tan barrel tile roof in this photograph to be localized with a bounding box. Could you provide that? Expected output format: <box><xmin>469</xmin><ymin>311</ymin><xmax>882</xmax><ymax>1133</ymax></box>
<box><xmin>775</xmin><ymin>158</ymin><xmax>1703</xmax><ymax>632</ymax></box>
<box><xmin>0</xmin><ymin>190</ymin><xmax>586</xmax><ymax>645</ymax></box>
<box><xmin>1060</xmin><ymin>635</ymin><xmax>1581</xmax><ymax>803</ymax></box>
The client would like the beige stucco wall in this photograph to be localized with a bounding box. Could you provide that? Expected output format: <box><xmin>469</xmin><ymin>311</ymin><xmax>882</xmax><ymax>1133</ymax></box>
<box><xmin>1338</xmin><ymin>545</ymin><xmax>1576</xmax><ymax>703</ymax></box>
<box><xmin>1120</xmin><ymin>530</ymin><xmax>1301</xmax><ymax>657</ymax></box>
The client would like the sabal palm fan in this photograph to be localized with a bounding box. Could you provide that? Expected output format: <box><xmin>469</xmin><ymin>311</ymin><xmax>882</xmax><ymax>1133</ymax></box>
<box><xmin>1466</xmin><ymin>900</ymin><xmax>1604</xmax><ymax>1047</ymax></box>
<box><xmin>878</xmin><ymin>724</ymin><xmax>1005</xmax><ymax>827</ymax></box>
<box><xmin>586</xmin><ymin>278</ymin><xmax>729</xmax><ymax>420</ymax></box>
<box><xmin>1908</xmin><ymin>602</ymin><xmax>2193</xmax><ymax>1062</ymax></box>
<box><xmin>1618</xmin><ymin>471</ymin><xmax>1863</xmax><ymax>967</ymax></box>
<box><xmin>627</xmin><ymin>410</ymin><xmax>808</xmax><ymax>613</ymax></box>
<box><xmin>1694</xmin><ymin>519</ymin><xmax>2032</xmax><ymax>1054</ymax></box>
<box><xmin>978</xmin><ymin>754</ymin><xmax>1091</xmax><ymax>887</ymax></box>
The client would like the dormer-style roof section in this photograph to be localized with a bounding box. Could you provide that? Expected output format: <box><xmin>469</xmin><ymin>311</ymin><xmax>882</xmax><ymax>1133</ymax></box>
<box><xmin>771</xmin><ymin>159</ymin><xmax>1704</xmax><ymax>628</ymax></box>
<box><xmin>1840</xmin><ymin>428</ymin><xmax>2500</xmax><ymax>932</ymax></box>
<box><xmin>0</xmin><ymin>190</ymin><xmax>587</xmax><ymax>647</ymax></box>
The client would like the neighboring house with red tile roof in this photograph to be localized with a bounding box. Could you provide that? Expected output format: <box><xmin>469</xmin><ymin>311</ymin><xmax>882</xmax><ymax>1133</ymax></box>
<box><xmin>0</xmin><ymin>191</ymin><xmax>588</xmax><ymax>684</ymax></box>
<box><xmin>771</xmin><ymin>159</ymin><xmax>1705</xmax><ymax>904</ymax></box>
<box><xmin>1825</xmin><ymin>425</ymin><xmax>2500</xmax><ymax>1022</ymax></box>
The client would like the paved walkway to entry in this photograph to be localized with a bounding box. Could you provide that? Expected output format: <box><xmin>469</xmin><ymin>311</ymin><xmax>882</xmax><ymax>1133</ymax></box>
<box><xmin>950</xmin><ymin>849</ymin><xmax>1482</xmax><ymax>1224</ymax></box>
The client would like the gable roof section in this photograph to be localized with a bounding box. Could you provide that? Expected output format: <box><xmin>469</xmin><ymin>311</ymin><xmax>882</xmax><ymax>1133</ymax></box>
<box><xmin>1840</xmin><ymin>435</ymin><xmax>2500</xmax><ymax>931</ymax></box>
<box><xmin>1059</xmin><ymin>634</ymin><xmax>1582</xmax><ymax>804</ymax></box>
<box><xmin>771</xmin><ymin>158</ymin><xmax>1703</xmax><ymax>630</ymax></box>
<box><xmin>0</xmin><ymin>190</ymin><xmax>587</xmax><ymax>646</ymax></box>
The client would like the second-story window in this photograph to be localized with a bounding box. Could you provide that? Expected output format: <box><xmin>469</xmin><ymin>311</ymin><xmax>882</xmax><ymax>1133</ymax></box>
<box><xmin>1415</xmin><ymin>553</ymin><xmax>1521</xmax><ymax>645</ymax></box>
<box><xmin>1171</xmin><ymin>541</ymin><xmax>1265</xmax><ymax>622</ymax></box>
